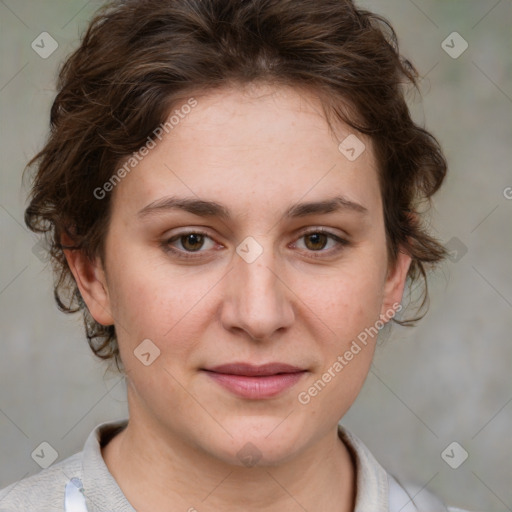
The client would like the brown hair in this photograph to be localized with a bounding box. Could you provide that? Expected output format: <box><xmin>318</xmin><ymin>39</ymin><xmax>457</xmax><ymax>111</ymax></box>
<box><xmin>24</xmin><ymin>0</ymin><xmax>447</xmax><ymax>369</ymax></box>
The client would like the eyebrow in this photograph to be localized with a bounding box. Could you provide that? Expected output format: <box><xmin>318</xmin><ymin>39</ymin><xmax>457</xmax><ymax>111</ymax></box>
<box><xmin>137</xmin><ymin>195</ymin><xmax>368</xmax><ymax>220</ymax></box>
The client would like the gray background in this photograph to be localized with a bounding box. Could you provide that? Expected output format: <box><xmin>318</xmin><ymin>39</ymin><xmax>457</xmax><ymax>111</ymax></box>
<box><xmin>1</xmin><ymin>1</ymin><xmax>511</xmax><ymax>510</ymax></box>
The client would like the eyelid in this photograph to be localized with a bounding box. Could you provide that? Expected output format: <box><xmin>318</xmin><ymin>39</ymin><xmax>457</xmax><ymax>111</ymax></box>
<box><xmin>294</xmin><ymin>225</ymin><xmax>349</xmax><ymax>240</ymax></box>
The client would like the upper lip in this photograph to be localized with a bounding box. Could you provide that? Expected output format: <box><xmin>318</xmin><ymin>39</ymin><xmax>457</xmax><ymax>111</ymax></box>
<box><xmin>204</xmin><ymin>363</ymin><xmax>306</xmax><ymax>376</ymax></box>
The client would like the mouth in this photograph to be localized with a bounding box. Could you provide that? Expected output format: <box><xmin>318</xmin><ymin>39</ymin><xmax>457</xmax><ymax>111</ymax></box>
<box><xmin>201</xmin><ymin>362</ymin><xmax>307</xmax><ymax>399</ymax></box>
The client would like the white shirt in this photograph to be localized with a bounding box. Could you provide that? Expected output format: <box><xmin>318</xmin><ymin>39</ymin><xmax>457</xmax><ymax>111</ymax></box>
<box><xmin>0</xmin><ymin>419</ymin><xmax>472</xmax><ymax>511</ymax></box>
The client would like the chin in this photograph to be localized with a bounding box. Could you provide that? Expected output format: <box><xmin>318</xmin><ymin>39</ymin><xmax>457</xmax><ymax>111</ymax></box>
<box><xmin>206</xmin><ymin>415</ymin><xmax>308</xmax><ymax>467</ymax></box>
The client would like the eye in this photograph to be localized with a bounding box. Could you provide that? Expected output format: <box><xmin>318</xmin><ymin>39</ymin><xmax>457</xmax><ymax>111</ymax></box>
<box><xmin>292</xmin><ymin>228</ymin><xmax>349</xmax><ymax>258</ymax></box>
<box><xmin>162</xmin><ymin>230</ymin><xmax>217</xmax><ymax>258</ymax></box>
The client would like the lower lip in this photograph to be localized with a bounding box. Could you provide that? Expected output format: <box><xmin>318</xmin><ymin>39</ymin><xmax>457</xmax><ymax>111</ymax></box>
<box><xmin>204</xmin><ymin>371</ymin><xmax>306</xmax><ymax>399</ymax></box>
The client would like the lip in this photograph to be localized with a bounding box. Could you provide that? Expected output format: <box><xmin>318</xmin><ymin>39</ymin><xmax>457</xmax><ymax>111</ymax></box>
<box><xmin>202</xmin><ymin>362</ymin><xmax>307</xmax><ymax>399</ymax></box>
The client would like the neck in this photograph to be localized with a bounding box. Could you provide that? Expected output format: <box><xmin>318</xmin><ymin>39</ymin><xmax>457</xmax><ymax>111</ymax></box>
<box><xmin>102</xmin><ymin>403</ymin><xmax>355</xmax><ymax>512</ymax></box>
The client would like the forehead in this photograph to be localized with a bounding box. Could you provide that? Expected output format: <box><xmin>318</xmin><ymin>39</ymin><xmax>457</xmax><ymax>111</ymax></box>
<box><xmin>111</xmin><ymin>83</ymin><xmax>381</xmax><ymax>220</ymax></box>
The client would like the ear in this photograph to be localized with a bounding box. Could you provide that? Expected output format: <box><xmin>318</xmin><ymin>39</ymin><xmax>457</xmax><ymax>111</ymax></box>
<box><xmin>61</xmin><ymin>232</ymin><xmax>114</xmax><ymax>326</ymax></box>
<box><xmin>379</xmin><ymin>248</ymin><xmax>412</xmax><ymax>319</ymax></box>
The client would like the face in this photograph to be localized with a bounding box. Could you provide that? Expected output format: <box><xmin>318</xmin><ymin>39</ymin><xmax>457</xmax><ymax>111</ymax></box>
<box><xmin>71</xmin><ymin>83</ymin><xmax>410</xmax><ymax>466</ymax></box>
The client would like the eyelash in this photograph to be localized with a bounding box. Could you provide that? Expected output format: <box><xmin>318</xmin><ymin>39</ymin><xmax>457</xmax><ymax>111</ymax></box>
<box><xmin>161</xmin><ymin>228</ymin><xmax>350</xmax><ymax>261</ymax></box>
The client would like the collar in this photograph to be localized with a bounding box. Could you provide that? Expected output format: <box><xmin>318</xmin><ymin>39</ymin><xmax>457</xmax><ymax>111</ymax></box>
<box><xmin>338</xmin><ymin>425</ymin><xmax>390</xmax><ymax>511</ymax></box>
<box><xmin>81</xmin><ymin>418</ymin><xmax>134</xmax><ymax>511</ymax></box>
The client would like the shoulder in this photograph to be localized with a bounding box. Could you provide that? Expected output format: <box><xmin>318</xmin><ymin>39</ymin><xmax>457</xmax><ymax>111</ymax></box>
<box><xmin>0</xmin><ymin>452</ymin><xmax>82</xmax><ymax>512</ymax></box>
<box><xmin>0</xmin><ymin>418</ymin><xmax>130</xmax><ymax>512</ymax></box>
<box><xmin>338</xmin><ymin>423</ymin><xmax>475</xmax><ymax>512</ymax></box>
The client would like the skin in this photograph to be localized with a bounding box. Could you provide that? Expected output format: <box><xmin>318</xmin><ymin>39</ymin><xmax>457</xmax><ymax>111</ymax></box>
<box><xmin>64</xmin><ymin>82</ymin><xmax>411</xmax><ymax>512</ymax></box>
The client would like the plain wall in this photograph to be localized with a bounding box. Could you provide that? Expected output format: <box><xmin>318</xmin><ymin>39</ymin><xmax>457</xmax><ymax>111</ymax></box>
<box><xmin>1</xmin><ymin>1</ymin><xmax>511</xmax><ymax>510</ymax></box>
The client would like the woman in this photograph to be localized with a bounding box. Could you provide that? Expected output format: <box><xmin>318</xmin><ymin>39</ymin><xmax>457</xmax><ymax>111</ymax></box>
<box><xmin>0</xmin><ymin>0</ymin><xmax>472</xmax><ymax>510</ymax></box>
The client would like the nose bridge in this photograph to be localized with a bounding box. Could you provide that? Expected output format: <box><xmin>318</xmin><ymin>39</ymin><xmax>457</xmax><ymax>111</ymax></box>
<box><xmin>223</xmin><ymin>236</ymin><xmax>294</xmax><ymax>339</ymax></box>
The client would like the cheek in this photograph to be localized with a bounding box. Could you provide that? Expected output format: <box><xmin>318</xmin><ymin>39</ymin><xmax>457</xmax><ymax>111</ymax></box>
<box><xmin>303</xmin><ymin>261</ymin><xmax>387</xmax><ymax>343</ymax></box>
<box><xmin>106</xmin><ymin>251</ymin><xmax>219</xmax><ymax>357</ymax></box>
<box><xmin>296</xmin><ymin>271</ymin><xmax>383</xmax><ymax>420</ymax></box>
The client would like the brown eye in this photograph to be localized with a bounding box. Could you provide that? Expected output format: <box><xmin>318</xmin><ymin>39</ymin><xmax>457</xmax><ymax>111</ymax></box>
<box><xmin>303</xmin><ymin>232</ymin><xmax>329</xmax><ymax>251</ymax></box>
<box><xmin>163</xmin><ymin>230</ymin><xmax>217</xmax><ymax>258</ymax></box>
<box><xmin>293</xmin><ymin>229</ymin><xmax>349</xmax><ymax>259</ymax></box>
<box><xmin>180</xmin><ymin>233</ymin><xmax>205</xmax><ymax>252</ymax></box>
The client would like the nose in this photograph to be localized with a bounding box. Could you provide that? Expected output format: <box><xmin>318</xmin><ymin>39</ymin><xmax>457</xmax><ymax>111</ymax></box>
<box><xmin>220</xmin><ymin>241</ymin><xmax>295</xmax><ymax>341</ymax></box>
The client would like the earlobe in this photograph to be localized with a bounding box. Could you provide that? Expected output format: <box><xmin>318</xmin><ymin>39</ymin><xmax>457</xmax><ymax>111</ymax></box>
<box><xmin>380</xmin><ymin>249</ymin><xmax>412</xmax><ymax>319</ymax></box>
<box><xmin>61</xmin><ymin>233</ymin><xmax>114</xmax><ymax>327</ymax></box>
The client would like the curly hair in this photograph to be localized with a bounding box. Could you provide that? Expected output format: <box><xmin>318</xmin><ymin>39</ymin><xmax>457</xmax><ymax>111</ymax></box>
<box><xmin>24</xmin><ymin>0</ymin><xmax>447</xmax><ymax>370</ymax></box>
